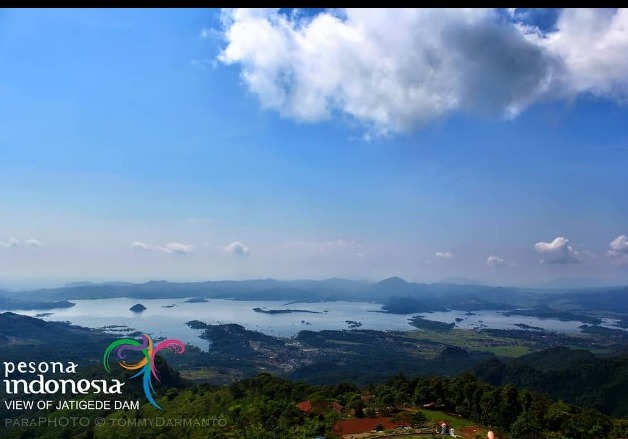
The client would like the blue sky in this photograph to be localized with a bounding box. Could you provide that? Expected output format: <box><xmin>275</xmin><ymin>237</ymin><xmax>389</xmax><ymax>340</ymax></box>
<box><xmin>1</xmin><ymin>8</ymin><xmax>627</xmax><ymax>289</ymax></box>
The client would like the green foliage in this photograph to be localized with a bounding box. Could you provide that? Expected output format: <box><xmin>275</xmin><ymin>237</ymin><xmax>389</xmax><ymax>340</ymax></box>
<box><xmin>612</xmin><ymin>419</ymin><xmax>628</xmax><ymax>438</ymax></box>
<box><xmin>473</xmin><ymin>347</ymin><xmax>628</xmax><ymax>416</ymax></box>
<box><xmin>408</xmin><ymin>316</ymin><xmax>455</xmax><ymax>332</ymax></box>
<box><xmin>0</xmin><ymin>358</ymin><xmax>620</xmax><ymax>439</ymax></box>
<box><xmin>510</xmin><ymin>412</ymin><xmax>542</xmax><ymax>439</ymax></box>
<box><xmin>410</xmin><ymin>410</ymin><xmax>429</xmax><ymax>426</ymax></box>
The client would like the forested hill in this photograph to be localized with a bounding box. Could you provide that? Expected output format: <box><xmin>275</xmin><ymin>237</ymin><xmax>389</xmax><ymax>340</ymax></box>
<box><xmin>3</xmin><ymin>371</ymin><xmax>628</xmax><ymax>438</ymax></box>
<box><xmin>472</xmin><ymin>346</ymin><xmax>628</xmax><ymax>416</ymax></box>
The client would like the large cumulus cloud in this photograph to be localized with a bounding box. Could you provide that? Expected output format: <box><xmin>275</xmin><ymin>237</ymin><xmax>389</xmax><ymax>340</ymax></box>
<box><xmin>218</xmin><ymin>8</ymin><xmax>628</xmax><ymax>135</ymax></box>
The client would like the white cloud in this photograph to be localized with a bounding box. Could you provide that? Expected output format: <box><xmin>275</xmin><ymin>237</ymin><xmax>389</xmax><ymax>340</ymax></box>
<box><xmin>131</xmin><ymin>241</ymin><xmax>192</xmax><ymax>255</ymax></box>
<box><xmin>131</xmin><ymin>241</ymin><xmax>158</xmax><ymax>252</ymax></box>
<box><xmin>530</xmin><ymin>9</ymin><xmax>628</xmax><ymax>102</ymax></box>
<box><xmin>0</xmin><ymin>237</ymin><xmax>43</xmax><ymax>249</ymax></box>
<box><xmin>607</xmin><ymin>235</ymin><xmax>628</xmax><ymax>263</ymax></box>
<box><xmin>218</xmin><ymin>8</ymin><xmax>628</xmax><ymax>136</ymax></box>
<box><xmin>487</xmin><ymin>254</ymin><xmax>511</xmax><ymax>266</ymax></box>
<box><xmin>164</xmin><ymin>242</ymin><xmax>193</xmax><ymax>254</ymax></box>
<box><xmin>0</xmin><ymin>237</ymin><xmax>20</xmax><ymax>248</ymax></box>
<box><xmin>225</xmin><ymin>241</ymin><xmax>250</xmax><ymax>256</ymax></box>
<box><xmin>435</xmin><ymin>251</ymin><xmax>455</xmax><ymax>259</ymax></box>
<box><xmin>534</xmin><ymin>236</ymin><xmax>580</xmax><ymax>264</ymax></box>
<box><xmin>608</xmin><ymin>234</ymin><xmax>628</xmax><ymax>255</ymax></box>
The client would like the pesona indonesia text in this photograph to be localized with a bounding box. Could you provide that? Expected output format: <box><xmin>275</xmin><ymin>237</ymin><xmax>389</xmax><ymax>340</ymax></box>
<box><xmin>2</xmin><ymin>361</ymin><xmax>124</xmax><ymax>395</ymax></box>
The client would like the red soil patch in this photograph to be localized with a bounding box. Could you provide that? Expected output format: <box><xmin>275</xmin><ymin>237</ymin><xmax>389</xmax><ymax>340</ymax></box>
<box><xmin>296</xmin><ymin>400</ymin><xmax>343</xmax><ymax>414</ymax></box>
<box><xmin>456</xmin><ymin>426</ymin><xmax>485</xmax><ymax>438</ymax></box>
<box><xmin>333</xmin><ymin>417</ymin><xmax>409</xmax><ymax>435</ymax></box>
<box><xmin>296</xmin><ymin>400</ymin><xmax>312</xmax><ymax>413</ymax></box>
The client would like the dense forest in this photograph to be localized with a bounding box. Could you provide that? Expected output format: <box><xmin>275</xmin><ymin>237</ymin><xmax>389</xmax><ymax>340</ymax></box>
<box><xmin>472</xmin><ymin>346</ymin><xmax>628</xmax><ymax>417</ymax></box>
<box><xmin>3</xmin><ymin>368</ymin><xmax>628</xmax><ymax>438</ymax></box>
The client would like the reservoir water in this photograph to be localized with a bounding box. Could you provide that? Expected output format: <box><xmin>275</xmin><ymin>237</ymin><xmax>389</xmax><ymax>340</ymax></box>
<box><xmin>2</xmin><ymin>298</ymin><xmax>618</xmax><ymax>350</ymax></box>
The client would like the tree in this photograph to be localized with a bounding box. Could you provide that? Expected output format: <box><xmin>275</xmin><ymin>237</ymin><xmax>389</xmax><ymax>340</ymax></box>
<box><xmin>496</xmin><ymin>385</ymin><xmax>521</xmax><ymax>429</ymax></box>
<box><xmin>480</xmin><ymin>388</ymin><xmax>500</xmax><ymax>426</ymax></box>
<box><xmin>545</xmin><ymin>401</ymin><xmax>572</xmax><ymax>431</ymax></box>
<box><xmin>612</xmin><ymin>419</ymin><xmax>628</xmax><ymax>438</ymax></box>
<box><xmin>410</xmin><ymin>411</ymin><xmax>429</xmax><ymax>427</ymax></box>
<box><xmin>510</xmin><ymin>412</ymin><xmax>542</xmax><ymax>439</ymax></box>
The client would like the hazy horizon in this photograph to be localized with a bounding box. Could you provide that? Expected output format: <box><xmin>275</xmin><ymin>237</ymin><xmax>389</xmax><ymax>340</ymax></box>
<box><xmin>2</xmin><ymin>274</ymin><xmax>627</xmax><ymax>293</ymax></box>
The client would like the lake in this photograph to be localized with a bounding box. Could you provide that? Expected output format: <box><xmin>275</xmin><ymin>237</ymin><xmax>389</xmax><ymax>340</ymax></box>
<box><xmin>3</xmin><ymin>298</ymin><xmax>621</xmax><ymax>350</ymax></box>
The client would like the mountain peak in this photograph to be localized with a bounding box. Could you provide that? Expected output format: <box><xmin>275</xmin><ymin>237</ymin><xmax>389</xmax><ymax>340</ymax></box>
<box><xmin>378</xmin><ymin>276</ymin><xmax>408</xmax><ymax>285</ymax></box>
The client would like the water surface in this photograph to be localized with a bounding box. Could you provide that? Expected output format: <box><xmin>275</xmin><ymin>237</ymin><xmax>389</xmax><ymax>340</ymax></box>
<box><xmin>3</xmin><ymin>298</ymin><xmax>619</xmax><ymax>350</ymax></box>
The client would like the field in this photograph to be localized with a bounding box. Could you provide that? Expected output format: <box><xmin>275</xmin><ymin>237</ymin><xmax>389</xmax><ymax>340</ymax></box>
<box><xmin>333</xmin><ymin>410</ymin><xmax>491</xmax><ymax>439</ymax></box>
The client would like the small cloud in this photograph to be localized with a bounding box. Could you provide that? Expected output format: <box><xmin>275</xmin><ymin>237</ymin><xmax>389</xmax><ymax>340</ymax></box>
<box><xmin>487</xmin><ymin>254</ymin><xmax>512</xmax><ymax>267</ymax></box>
<box><xmin>200</xmin><ymin>28</ymin><xmax>213</xmax><ymax>39</ymax></box>
<box><xmin>607</xmin><ymin>235</ymin><xmax>628</xmax><ymax>263</ymax></box>
<box><xmin>0</xmin><ymin>237</ymin><xmax>20</xmax><ymax>248</ymax></box>
<box><xmin>131</xmin><ymin>241</ymin><xmax>192</xmax><ymax>255</ymax></box>
<box><xmin>0</xmin><ymin>237</ymin><xmax>44</xmax><ymax>249</ymax></box>
<box><xmin>534</xmin><ymin>236</ymin><xmax>580</xmax><ymax>264</ymax></box>
<box><xmin>164</xmin><ymin>242</ymin><xmax>192</xmax><ymax>254</ymax></box>
<box><xmin>131</xmin><ymin>241</ymin><xmax>157</xmax><ymax>252</ymax></box>
<box><xmin>435</xmin><ymin>251</ymin><xmax>455</xmax><ymax>259</ymax></box>
<box><xmin>225</xmin><ymin>241</ymin><xmax>250</xmax><ymax>256</ymax></box>
<box><xmin>607</xmin><ymin>235</ymin><xmax>628</xmax><ymax>256</ymax></box>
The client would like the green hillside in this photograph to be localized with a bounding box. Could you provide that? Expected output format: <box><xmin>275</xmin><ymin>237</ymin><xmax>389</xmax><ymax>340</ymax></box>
<box><xmin>4</xmin><ymin>371</ymin><xmax>628</xmax><ymax>438</ymax></box>
<box><xmin>473</xmin><ymin>346</ymin><xmax>628</xmax><ymax>416</ymax></box>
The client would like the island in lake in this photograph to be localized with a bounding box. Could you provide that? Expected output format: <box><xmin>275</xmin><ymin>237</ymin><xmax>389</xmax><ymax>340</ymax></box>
<box><xmin>253</xmin><ymin>307</ymin><xmax>321</xmax><ymax>315</ymax></box>
<box><xmin>185</xmin><ymin>298</ymin><xmax>209</xmax><ymax>303</ymax></box>
<box><xmin>409</xmin><ymin>316</ymin><xmax>455</xmax><ymax>332</ymax></box>
<box><xmin>129</xmin><ymin>303</ymin><xmax>147</xmax><ymax>313</ymax></box>
<box><xmin>34</xmin><ymin>312</ymin><xmax>53</xmax><ymax>318</ymax></box>
<box><xmin>502</xmin><ymin>305</ymin><xmax>602</xmax><ymax>325</ymax></box>
<box><xmin>0</xmin><ymin>297</ymin><xmax>75</xmax><ymax>311</ymax></box>
<box><xmin>514</xmin><ymin>323</ymin><xmax>545</xmax><ymax>330</ymax></box>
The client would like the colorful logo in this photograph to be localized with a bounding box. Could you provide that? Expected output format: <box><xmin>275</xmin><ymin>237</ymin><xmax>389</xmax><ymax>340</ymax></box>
<box><xmin>103</xmin><ymin>334</ymin><xmax>185</xmax><ymax>410</ymax></box>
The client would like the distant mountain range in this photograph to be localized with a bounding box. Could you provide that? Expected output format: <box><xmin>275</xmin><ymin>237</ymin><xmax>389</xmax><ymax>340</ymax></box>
<box><xmin>1</xmin><ymin>277</ymin><xmax>628</xmax><ymax>314</ymax></box>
